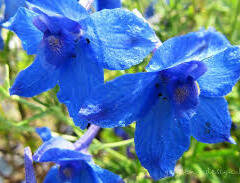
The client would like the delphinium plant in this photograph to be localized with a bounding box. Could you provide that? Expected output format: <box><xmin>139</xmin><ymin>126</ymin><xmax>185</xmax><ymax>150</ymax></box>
<box><xmin>0</xmin><ymin>0</ymin><xmax>240</xmax><ymax>183</ymax></box>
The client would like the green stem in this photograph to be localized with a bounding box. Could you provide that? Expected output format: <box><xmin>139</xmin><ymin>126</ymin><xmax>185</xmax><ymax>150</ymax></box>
<box><xmin>192</xmin><ymin>0</ymin><xmax>196</xmax><ymax>13</ymax></box>
<box><xmin>4</xmin><ymin>64</ymin><xmax>10</xmax><ymax>89</ymax></box>
<box><xmin>92</xmin><ymin>138</ymin><xmax>132</xmax><ymax>164</ymax></box>
<box><xmin>52</xmin><ymin>132</ymin><xmax>78</xmax><ymax>141</ymax></box>
<box><xmin>136</xmin><ymin>0</ymin><xmax>143</xmax><ymax>13</ymax></box>
<box><xmin>231</xmin><ymin>0</ymin><xmax>240</xmax><ymax>38</ymax></box>
<box><xmin>91</xmin><ymin>138</ymin><xmax>134</xmax><ymax>151</ymax></box>
<box><xmin>16</xmin><ymin>110</ymin><xmax>52</xmax><ymax>126</ymax></box>
<box><xmin>0</xmin><ymin>87</ymin><xmax>76</xmax><ymax>128</ymax></box>
<box><xmin>32</xmin><ymin>97</ymin><xmax>50</xmax><ymax>107</ymax></box>
<box><xmin>0</xmin><ymin>87</ymin><xmax>44</xmax><ymax>111</ymax></box>
<box><xmin>0</xmin><ymin>116</ymin><xmax>33</xmax><ymax>132</ymax></box>
<box><xmin>192</xmin><ymin>140</ymin><xmax>199</xmax><ymax>158</ymax></box>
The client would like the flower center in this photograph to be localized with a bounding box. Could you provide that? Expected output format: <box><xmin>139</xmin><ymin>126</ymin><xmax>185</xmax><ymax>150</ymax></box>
<box><xmin>62</xmin><ymin>167</ymin><xmax>72</xmax><ymax>178</ymax></box>
<box><xmin>47</xmin><ymin>35</ymin><xmax>63</xmax><ymax>54</ymax></box>
<box><xmin>174</xmin><ymin>86</ymin><xmax>189</xmax><ymax>104</ymax></box>
<box><xmin>59</xmin><ymin>165</ymin><xmax>74</xmax><ymax>181</ymax></box>
<box><xmin>33</xmin><ymin>13</ymin><xmax>81</xmax><ymax>66</ymax></box>
<box><xmin>157</xmin><ymin>61</ymin><xmax>207</xmax><ymax>118</ymax></box>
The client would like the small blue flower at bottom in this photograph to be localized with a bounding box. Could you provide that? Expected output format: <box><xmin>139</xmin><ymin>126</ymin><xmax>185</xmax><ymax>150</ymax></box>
<box><xmin>78</xmin><ymin>29</ymin><xmax>240</xmax><ymax>180</ymax></box>
<box><xmin>24</xmin><ymin>127</ymin><xmax>124</xmax><ymax>183</ymax></box>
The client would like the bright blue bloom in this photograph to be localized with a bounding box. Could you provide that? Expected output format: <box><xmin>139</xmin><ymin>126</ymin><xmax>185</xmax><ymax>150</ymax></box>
<box><xmin>29</xmin><ymin>127</ymin><xmax>124</xmax><ymax>183</ymax></box>
<box><xmin>95</xmin><ymin>0</ymin><xmax>121</xmax><ymax>11</ymax></box>
<box><xmin>79</xmin><ymin>29</ymin><xmax>240</xmax><ymax>180</ymax></box>
<box><xmin>3</xmin><ymin>0</ymin><xmax>158</xmax><ymax>129</ymax></box>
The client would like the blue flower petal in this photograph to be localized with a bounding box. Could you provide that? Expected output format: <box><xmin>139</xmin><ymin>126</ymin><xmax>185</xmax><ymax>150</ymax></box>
<box><xmin>198</xmin><ymin>46</ymin><xmax>240</xmax><ymax>97</ymax></box>
<box><xmin>33</xmin><ymin>137</ymin><xmax>91</xmax><ymax>163</ymax></box>
<box><xmin>4</xmin><ymin>0</ymin><xmax>25</xmax><ymax>21</ymax></box>
<box><xmin>57</xmin><ymin>41</ymin><xmax>104</xmax><ymax>129</ymax></box>
<box><xmin>189</xmin><ymin>96</ymin><xmax>233</xmax><ymax>143</ymax></box>
<box><xmin>79</xmin><ymin>72</ymin><xmax>159</xmax><ymax>128</ymax></box>
<box><xmin>73</xmin><ymin>162</ymin><xmax>100</xmax><ymax>183</ymax></box>
<box><xmin>146</xmin><ymin>29</ymin><xmax>230</xmax><ymax>72</ymax></box>
<box><xmin>44</xmin><ymin>164</ymin><xmax>99</xmax><ymax>183</ymax></box>
<box><xmin>24</xmin><ymin>147</ymin><xmax>37</xmax><ymax>183</ymax></box>
<box><xmin>9</xmin><ymin>56</ymin><xmax>59</xmax><ymax>97</ymax></box>
<box><xmin>83</xmin><ymin>9</ymin><xmax>158</xmax><ymax>70</ymax></box>
<box><xmin>96</xmin><ymin>0</ymin><xmax>121</xmax><ymax>11</ymax></box>
<box><xmin>36</xmin><ymin>127</ymin><xmax>52</xmax><ymax>142</ymax></box>
<box><xmin>89</xmin><ymin>163</ymin><xmax>124</xmax><ymax>183</ymax></box>
<box><xmin>3</xmin><ymin>7</ymin><xmax>42</xmax><ymax>54</ymax></box>
<box><xmin>43</xmin><ymin>166</ymin><xmax>62</xmax><ymax>183</ymax></box>
<box><xmin>62</xmin><ymin>162</ymin><xmax>100</xmax><ymax>183</ymax></box>
<box><xmin>27</xmin><ymin>0</ymin><xmax>88</xmax><ymax>21</ymax></box>
<box><xmin>135</xmin><ymin>101</ymin><xmax>190</xmax><ymax>180</ymax></box>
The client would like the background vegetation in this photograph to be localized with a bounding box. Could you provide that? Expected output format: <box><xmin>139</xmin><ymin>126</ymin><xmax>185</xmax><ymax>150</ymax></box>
<box><xmin>0</xmin><ymin>0</ymin><xmax>240</xmax><ymax>182</ymax></box>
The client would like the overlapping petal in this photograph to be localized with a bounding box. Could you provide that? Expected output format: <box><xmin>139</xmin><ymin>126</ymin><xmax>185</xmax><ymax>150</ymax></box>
<box><xmin>82</xmin><ymin>8</ymin><xmax>158</xmax><ymax>70</ymax></box>
<box><xmin>33</xmin><ymin>137</ymin><xmax>91</xmax><ymax>163</ymax></box>
<box><xmin>79</xmin><ymin>72</ymin><xmax>159</xmax><ymax>128</ymax></box>
<box><xmin>26</xmin><ymin>0</ymin><xmax>88</xmax><ymax>21</ymax></box>
<box><xmin>4</xmin><ymin>0</ymin><xmax>26</xmax><ymax>21</ymax></box>
<box><xmin>198</xmin><ymin>46</ymin><xmax>240</xmax><ymax>96</ymax></box>
<box><xmin>57</xmin><ymin>41</ymin><xmax>104</xmax><ymax>129</ymax></box>
<box><xmin>146</xmin><ymin>29</ymin><xmax>230</xmax><ymax>72</ymax></box>
<box><xmin>189</xmin><ymin>96</ymin><xmax>234</xmax><ymax>144</ymax></box>
<box><xmin>3</xmin><ymin>7</ymin><xmax>42</xmax><ymax>54</ymax></box>
<box><xmin>43</xmin><ymin>160</ymin><xmax>123</xmax><ymax>183</ymax></box>
<box><xmin>89</xmin><ymin>163</ymin><xmax>124</xmax><ymax>183</ymax></box>
<box><xmin>43</xmin><ymin>166</ymin><xmax>62</xmax><ymax>183</ymax></box>
<box><xmin>43</xmin><ymin>164</ymin><xmax>99</xmax><ymax>183</ymax></box>
<box><xmin>135</xmin><ymin>101</ymin><xmax>190</xmax><ymax>180</ymax></box>
<box><xmin>9</xmin><ymin>56</ymin><xmax>59</xmax><ymax>97</ymax></box>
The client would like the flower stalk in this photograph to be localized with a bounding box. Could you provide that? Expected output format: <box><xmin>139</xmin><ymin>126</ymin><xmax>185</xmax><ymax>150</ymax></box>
<box><xmin>74</xmin><ymin>124</ymin><xmax>101</xmax><ymax>151</ymax></box>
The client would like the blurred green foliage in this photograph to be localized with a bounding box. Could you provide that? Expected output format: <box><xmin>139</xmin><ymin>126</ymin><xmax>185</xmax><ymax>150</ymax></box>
<box><xmin>0</xmin><ymin>0</ymin><xmax>240</xmax><ymax>182</ymax></box>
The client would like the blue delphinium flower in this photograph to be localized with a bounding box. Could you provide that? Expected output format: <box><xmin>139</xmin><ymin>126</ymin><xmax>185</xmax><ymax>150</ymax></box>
<box><xmin>95</xmin><ymin>0</ymin><xmax>121</xmax><ymax>11</ymax></box>
<box><xmin>79</xmin><ymin>29</ymin><xmax>240</xmax><ymax>179</ymax></box>
<box><xmin>3</xmin><ymin>0</ymin><xmax>158</xmax><ymax>129</ymax></box>
<box><xmin>24</xmin><ymin>127</ymin><xmax>124</xmax><ymax>183</ymax></box>
<box><xmin>0</xmin><ymin>0</ymin><xmax>25</xmax><ymax>49</ymax></box>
